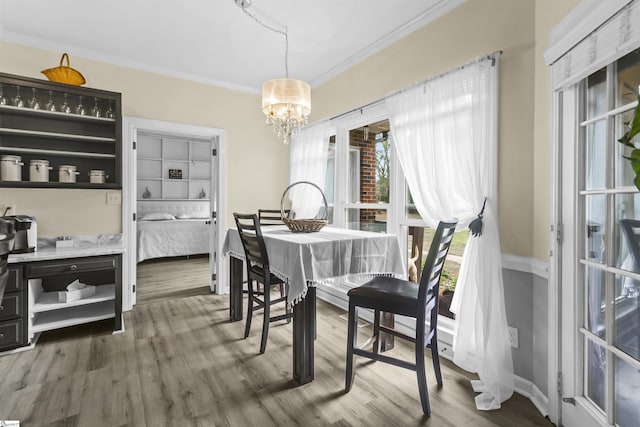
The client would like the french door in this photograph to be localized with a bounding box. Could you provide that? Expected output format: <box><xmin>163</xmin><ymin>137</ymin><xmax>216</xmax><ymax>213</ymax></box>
<box><xmin>558</xmin><ymin>49</ymin><xmax>640</xmax><ymax>427</ymax></box>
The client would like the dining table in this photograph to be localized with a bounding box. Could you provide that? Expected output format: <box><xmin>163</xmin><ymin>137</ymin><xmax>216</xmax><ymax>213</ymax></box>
<box><xmin>222</xmin><ymin>225</ymin><xmax>405</xmax><ymax>385</ymax></box>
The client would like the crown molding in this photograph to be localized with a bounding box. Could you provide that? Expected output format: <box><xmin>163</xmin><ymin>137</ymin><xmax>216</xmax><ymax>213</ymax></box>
<box><xmin>309</xmin><ymin>0</ymin><xmax>466</xmax><ymax>88</ymax></box>
<box><xmin>544</xmin><ymin>0</ymin><xmax>633</xmax><ymax>65</ymax></box>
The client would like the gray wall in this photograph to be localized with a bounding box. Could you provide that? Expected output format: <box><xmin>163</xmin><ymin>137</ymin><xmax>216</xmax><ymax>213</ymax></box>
<box><xmin>502</xmin><ymin>268</ymin><xmax>548</xmax><ymax>396</ymax></box>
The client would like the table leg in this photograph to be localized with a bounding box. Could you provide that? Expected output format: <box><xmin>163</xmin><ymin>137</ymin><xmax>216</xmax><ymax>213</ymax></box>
<box><xmin>293</xmin><ymin>286</ymin><xmax>315</xmax><ymax>384</ymax></box>
<box><xmin>229</xmin><ymin>256</ymin><xmax>243</xmax><ymax>322</ymax></box>
<box><xmin>380</xmin><ymin>312</ymin><xmax>395</xmax><ymax>351</ymax></box>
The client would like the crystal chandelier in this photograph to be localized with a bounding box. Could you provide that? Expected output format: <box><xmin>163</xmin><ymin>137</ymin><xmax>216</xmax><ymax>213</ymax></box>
<box><xmin>236</xmin><ymin>0</ymin><xmax>311</xmax><ymax>143</ymax></box>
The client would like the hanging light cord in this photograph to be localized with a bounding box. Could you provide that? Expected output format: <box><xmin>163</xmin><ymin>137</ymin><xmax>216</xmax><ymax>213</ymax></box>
<box><xmin>239</xmin><ymin>5</ymin><xmax>289</xmax><ymax>77</ymax></box>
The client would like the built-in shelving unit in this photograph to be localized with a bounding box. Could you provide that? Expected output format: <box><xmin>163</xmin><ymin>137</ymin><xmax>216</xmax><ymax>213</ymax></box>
<box><xmin>137</xmin><ymin>133</ymin><xmax>212</xmax><ymax>200</ymax></box>
<box><xmin>0</xmin><ymin>72</ymin><xmax>122</xmax><ymax>189</ymax></box>
<box><xmin>29</xmin><ymin>282</ymin><xmax>116</xmax><ymax>334</ymax></box>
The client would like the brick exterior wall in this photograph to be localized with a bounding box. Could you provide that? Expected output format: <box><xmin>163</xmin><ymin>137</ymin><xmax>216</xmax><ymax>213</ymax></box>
<box><xmin>349</xmin><ymin>129</ymin><xmax>378</xmax><ymax>230</ymax></box>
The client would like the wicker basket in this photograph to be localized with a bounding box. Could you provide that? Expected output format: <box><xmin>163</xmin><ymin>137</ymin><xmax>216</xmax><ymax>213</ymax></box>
<box><xmin>41</xmin><ymin>53</ymin><xmax>86</xmax><ymax>86</ymax></box>
<box><xmin>280</xmin><ymin>181</ymin><xmax>328</xmax><ymax>233</ymax></box>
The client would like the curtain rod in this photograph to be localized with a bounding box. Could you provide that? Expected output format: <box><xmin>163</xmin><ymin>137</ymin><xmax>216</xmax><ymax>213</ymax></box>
<box><xmin>328</xmin><ymin>50</ymin><xmax>503</xmax><ymax>122</ymax></box>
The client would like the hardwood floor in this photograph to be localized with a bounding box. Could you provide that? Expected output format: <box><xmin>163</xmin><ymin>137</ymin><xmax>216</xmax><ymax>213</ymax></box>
<box><xmin>136</xmin><ymin>256</ymin><xmax>211</xmax><ymax>305</ymax></box>
<box><xmin>0</xmin><ymin>258</ymin><xmax>553</xmax><ymax>426</ymax></box>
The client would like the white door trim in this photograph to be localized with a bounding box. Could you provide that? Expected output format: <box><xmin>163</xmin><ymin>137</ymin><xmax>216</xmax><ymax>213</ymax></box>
<box><xmin>121</xmin><ymin>116</ymin><xmax>227</xmax><ymax>310</ymax></box>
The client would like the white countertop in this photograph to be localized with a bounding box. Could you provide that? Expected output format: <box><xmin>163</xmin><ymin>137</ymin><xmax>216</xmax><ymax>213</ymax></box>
<box><xmin>8</xmin><ymin>244</ymin><xmax>124</xmax><ymax>263</ymax></box>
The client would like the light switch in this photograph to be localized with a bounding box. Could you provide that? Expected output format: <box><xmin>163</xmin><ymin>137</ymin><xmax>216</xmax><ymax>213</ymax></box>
<box><xmin>106</xmin><ymin>192</ymin><xmax>122</xmax><ymax>205</ymax></box>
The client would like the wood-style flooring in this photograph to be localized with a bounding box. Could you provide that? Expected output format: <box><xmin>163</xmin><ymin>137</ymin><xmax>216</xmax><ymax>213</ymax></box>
<box><xmin>0</xmin><ymin>257</ymin><xmax>553</xmax><ymax>426</ymax></box>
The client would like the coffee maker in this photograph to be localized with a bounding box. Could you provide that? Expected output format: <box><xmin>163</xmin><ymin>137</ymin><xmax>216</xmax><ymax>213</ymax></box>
<box><xmin>2</xmin><ymin>215</ymin><xmax>37</xmax><ymax>253</ymax></box>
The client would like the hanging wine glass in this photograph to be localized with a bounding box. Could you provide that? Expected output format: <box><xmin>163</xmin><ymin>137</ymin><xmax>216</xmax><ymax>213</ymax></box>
<box><xmin>75</xmin><ymin>95</ymin><xmax>86</xmax><ymax>115</ymax></box>
<box><xmin>90</xmin><ymin>97</ymin><xmax>102</xmax><ymax>117</ymax></box>
<box><xmin>59</xmin><ymin>93</ymin><xmax>71</xmax><ymax>114</ymax></box>
<box><xmin>0</xmin><ymin>84</ymin><xmax>7</xmax><ymax>105</ymax></box>
<box><xmin>28</xmin><ymin>88</ymin><xmax>41</xmax><ymax>110</ymax></box>
<box><xmin>45</xmin><ymin>90</ymin><xmax>56</xmax><ymax>112</ymax></box>
<box><xmin>12</xmin><ymin>85</ymin><xmax>24</xmax><ymax>108</ymax></box>
<box><xmin>105</xmin><ymin>100</ymin><xmax>115</xmax><ymax>119</ymax></box>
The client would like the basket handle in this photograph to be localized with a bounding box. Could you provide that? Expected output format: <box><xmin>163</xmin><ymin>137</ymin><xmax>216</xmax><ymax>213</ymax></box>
<box><xmin>280</xmin><ymin>180</ymin><xmax>329</xmax><ymax>221</ymax></box>
<box><xmin>60</xmin><ymin>53</ymin><xmax>70</xmax><ymax>67</ymax></box>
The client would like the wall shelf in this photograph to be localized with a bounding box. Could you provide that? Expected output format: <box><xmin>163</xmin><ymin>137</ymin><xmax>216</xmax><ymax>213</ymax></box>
<box><xmin>0</xmin><ymin>72</ymin><xmax>122</xmax><ymax>189</ymax></box>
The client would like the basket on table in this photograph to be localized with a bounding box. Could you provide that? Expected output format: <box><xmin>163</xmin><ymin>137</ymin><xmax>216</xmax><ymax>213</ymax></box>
<box><xmin>280</xmin><ymin>181</ymin><xmax>328</xmax><ymax>233</ymax></box>
<box><xmin>41</xmin><ymin>53</ymin><xmax>86</xmax><ymax>86</ymax></box>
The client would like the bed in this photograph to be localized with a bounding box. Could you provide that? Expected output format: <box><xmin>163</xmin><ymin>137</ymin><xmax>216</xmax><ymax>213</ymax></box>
<box><xmin>136</xmin><ymin>200</ymin><xmax>210</xmax><ymax>263</ymax></box>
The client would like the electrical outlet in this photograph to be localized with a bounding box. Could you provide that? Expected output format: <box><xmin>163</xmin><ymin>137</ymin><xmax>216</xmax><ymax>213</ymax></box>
<box><xmin>508</xmin><ymin>326</ymin><xmax>519</xmax><ymax>349</ymax></box>
<box><xmin>106</xmin><ymin>192</ymin><xmax>121</xmax><ymax>205</ymax></box>
<box><xmin>1</xmin><ymin>204</ymin><xmax>16</xmax><ymax>216</ymax></box>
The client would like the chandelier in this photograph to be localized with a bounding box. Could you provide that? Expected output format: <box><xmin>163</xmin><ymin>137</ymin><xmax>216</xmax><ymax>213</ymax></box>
<box><xmin>235</xmin><ymin>0</ymin><xmax>311</xmax><ymax>143</ymax></box>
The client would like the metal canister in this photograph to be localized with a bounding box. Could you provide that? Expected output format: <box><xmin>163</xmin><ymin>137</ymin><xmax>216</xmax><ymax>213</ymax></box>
<box><xmin>88</xmin><ymin>169</ymin><xmax>108</xmax><ymax>184</ymax></box>
<box><xmin>58</xmin><ymin>165</ymin><xmax>80</xmax><ymax>183</ymax></box>
<box><xmin>29</xmin><ymin>159</ymin><xmax>52</xmax><ymax>182</ymax></box>
<box><xmin>0</xmin><ymin>155</ymin><xmax>24</xmax><ymax>181</ymax></box>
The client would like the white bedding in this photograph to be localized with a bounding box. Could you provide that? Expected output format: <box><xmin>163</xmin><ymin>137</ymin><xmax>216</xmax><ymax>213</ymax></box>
<box><xmin>137</xmin><ymin>219</ymin><xmax>210</xmax><ymax>263</ymax></box>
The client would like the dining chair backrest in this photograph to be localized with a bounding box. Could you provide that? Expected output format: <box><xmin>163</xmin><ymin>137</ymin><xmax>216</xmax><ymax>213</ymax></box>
<box><xmin>417</xmin><ymin>220</ymin><xmax>457</xmax><ymax>325</ymax></box>
<box><xmin>258</xmin><ymin>209</ymin><xmax>290</xmax><ymax>226</ymax></box>
<box><xmin>234</xmin><ymin>213</ymin><xmax>270</xmax><ymax>274</ymax></box>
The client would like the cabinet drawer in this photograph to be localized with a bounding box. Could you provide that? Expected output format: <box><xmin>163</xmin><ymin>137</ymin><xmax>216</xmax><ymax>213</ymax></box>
<box><xmin>0</xmin><ymin>319</ymin><xmax>23</xmax><ymax>351</ymax></box>
<box><xmin>5</xmin><ymin>265</ymin><xmax>22</xmax><ymax>293</ymax></box>
<box><xmin>27</xmin><ymin>256</ymin><xmax>116</xmax><ymax>278</ymax></box>
<box><xmin>0</xmin><ymin>293</ymin><xmax>22</xmax><ymax>321</ymax></box>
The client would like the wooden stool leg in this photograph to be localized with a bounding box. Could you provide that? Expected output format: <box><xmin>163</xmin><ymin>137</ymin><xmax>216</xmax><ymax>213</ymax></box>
<box><xmin>415</xmin><ymin>319</ymin><xmax>431</xmax><ymax>415</ymax></box>
<box><xmin>345</xmin><ymin>304</ymin><xmax>358</xmax><ymax>392</ymax></box>
<box><xmin>260</xmin><ymin>284</ymin><xmax>271</xmax><ymax>354</ymax></box>
<box><xmin>244</xmin><ymin>280</ymin><xmax>253</xmax><ymax>339</ymax></box>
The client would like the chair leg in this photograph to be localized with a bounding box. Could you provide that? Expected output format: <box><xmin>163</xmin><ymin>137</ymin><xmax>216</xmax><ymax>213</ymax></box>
<box><xmin>373</xmin><ymin>310</ymin><xmax>381</xmax><ymax>354</ymax></box>
<box><xmin>279</xmin><ymin>283</ymin><xmax>285</xmax><ymax>298</ymax></box>
<box><xmin>430</xmin><ymin>335</ymin><xmax>443</xmax><ymax>386</ymax></box>
<box><xmin>260</xmin><ymin>283</ymin><xmax>271</xmax><ymax>354</ymax></box>
<box><xmin>244</xmin><ymin>279</ymin><xmax>254</xmax><ymax>339</ymax></box>
<box><xmin>415</xmin><ymin>320</ymin><xmax>431</xmax><ymax>415</ymax></box>
<box><xmin>345</xmin><ymin>303</ymin><xmax>358</xmax><ymax>392</ymax></box>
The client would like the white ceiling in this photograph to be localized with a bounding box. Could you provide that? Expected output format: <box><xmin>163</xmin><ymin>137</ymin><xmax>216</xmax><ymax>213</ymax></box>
<box><xmin>0</xmin><ymin>0</ymin><xmax>463</xmax><ymax>93</ymax></box>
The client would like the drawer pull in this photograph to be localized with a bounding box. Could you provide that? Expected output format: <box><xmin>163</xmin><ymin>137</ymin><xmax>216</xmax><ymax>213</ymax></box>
<box><xmin>0</xmin><ymin>332</ymin><xmax>3</xmax><ymax>338</ymax></box>
<box><xmin>69</xmin><ymin>264</ymin><xmax>78</xmax><ymax>271</ymax></box>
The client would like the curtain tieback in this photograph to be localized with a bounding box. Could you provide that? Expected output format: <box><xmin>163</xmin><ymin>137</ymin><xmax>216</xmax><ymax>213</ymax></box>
<box><xmin>469</xmin><ymin>197</ymin><xmax>487</xmax><ymax>237</ymax></box>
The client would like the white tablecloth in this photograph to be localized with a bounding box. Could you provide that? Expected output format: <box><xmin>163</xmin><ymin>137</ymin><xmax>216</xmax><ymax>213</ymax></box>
<box><xmin>223</xmin><ymin>225</ymin><xmax>405</xmax><ymax>305</ymax></box>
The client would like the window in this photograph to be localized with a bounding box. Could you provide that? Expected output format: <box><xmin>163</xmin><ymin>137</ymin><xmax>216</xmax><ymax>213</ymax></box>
<box><xmin>326</xmin><ymin>110</ymin><xmax>469</xmax><ymax>319</ymax></box>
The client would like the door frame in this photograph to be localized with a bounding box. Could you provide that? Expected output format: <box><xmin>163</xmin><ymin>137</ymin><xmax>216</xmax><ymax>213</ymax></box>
<box><xmin>121</xmin><ymin>116</ymin><xmax>227</xmax><ymax>310</ymax></box>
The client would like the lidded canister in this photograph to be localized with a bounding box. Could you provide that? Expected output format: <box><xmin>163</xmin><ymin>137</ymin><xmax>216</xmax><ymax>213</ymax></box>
<box><xmin>88</xmin><ymin>169</ymin><xmax>108</xmax><ymax>184</ymax></box>
<box><xmin>58</xmin><ymin>165</ymin><xmax>80</xmax><ymax>183</ymax></box>
<box><xmin>29</xmin><ymin>159</ymin><xmax>52</xmax><ymax>182</ymax></box>
<box><xmin>1</xmin><ymin>155</ymin><xmax>24</xmax><ymax>181</ymax></box>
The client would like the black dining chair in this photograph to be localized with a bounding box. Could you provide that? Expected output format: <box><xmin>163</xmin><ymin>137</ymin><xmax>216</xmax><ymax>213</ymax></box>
<box><xmin>258</xmin><ymin>209</ymin><xmax>290</xmax><ymax>226</ymax></box>
<box><xmin>344</xmin><ymin>219</ymin><xmax>458</xmax><ymax>416</ymax></box>
<box><xmin>258</xmin><ymin>209</ymin><xmax>290</xmax><ymax>297</ymax></box>
<box><xmin>234</xmin><ymin>213</ymin><xmax>292</xmax><ymax>354</ymax></box>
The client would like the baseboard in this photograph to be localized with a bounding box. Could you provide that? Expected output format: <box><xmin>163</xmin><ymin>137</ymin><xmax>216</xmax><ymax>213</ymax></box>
<box><xmin>514</xmin><ymin>375</ymin><xmax>549</xmax><ymax>418</ymax></box>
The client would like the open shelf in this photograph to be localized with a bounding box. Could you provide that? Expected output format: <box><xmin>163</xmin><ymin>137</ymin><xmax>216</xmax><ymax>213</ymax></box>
<box><xmin>32</xmin><ymin>284</ymin><xmax>115</xmax><ymax>313</ymax></box>
<box><xmin>0</xmin><ymin>146</ymin><xmax>116</xmax><ymax>159</ymax></box>
<box><xmin>0</xmin><ymin>127</ymin><xmax>116</xmax><ymax>143</ymax></box>
<box><xmin>31</xmin><ymin>301</ymin><xmax>115</xmax><ymax>333</ymax></box>
<box><xmin>0</xmin><ymin>104</ymin><xmax>116</xmax><ymax>123</ymax></box>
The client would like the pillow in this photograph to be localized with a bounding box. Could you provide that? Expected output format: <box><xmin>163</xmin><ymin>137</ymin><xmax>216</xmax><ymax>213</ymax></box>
<box><xmin>139</xmin><ymin>212</ymin><xmax>175</xmax><ymax>221</ymax></box>
<box><xmin>176</xmin><ymin>214</ymin><xmax>191</xmax><ymax>219</ymax></box>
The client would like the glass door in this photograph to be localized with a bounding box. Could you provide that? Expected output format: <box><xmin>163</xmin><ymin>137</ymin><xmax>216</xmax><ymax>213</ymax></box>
<box><xmin>560</xmin><ymin>49</ymin><xmax>640</xmax><ymax>427</ymax></box>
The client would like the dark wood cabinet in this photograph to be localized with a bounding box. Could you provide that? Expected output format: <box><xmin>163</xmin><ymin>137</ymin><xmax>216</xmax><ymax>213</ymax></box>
<box><xmin>0</xmin><ymin>72</ymin><xmax>122</xmax><ymax>189</ymax></box>
<box><xmin>0</xmin><ymin>265</ymin><xmax>26</xmax><ymax>351</ymax></box>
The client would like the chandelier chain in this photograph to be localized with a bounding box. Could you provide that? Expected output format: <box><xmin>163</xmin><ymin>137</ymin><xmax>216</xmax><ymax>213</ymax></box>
<box><xmin>240</xmin><ymin>6</ymin><xmax>289</xmax><ymax>77</ymax></box>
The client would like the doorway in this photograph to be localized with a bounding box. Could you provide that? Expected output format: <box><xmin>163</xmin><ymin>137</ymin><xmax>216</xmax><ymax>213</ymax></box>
<box><xmin>122</xmin><ymin>117</ymin><xmax>226</xmax><ymax>311</ymax></box>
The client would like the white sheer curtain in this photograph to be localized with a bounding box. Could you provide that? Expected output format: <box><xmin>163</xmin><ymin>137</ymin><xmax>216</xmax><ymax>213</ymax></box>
<box><xmin>289</xmin><ymin>122</ymin><xmax>332</xmax><ymax>219</ymax></box>
<box><xmin>386</xmin><ymin>57</ymin><xmax>514</xmax><ymax>410</ymax></box>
